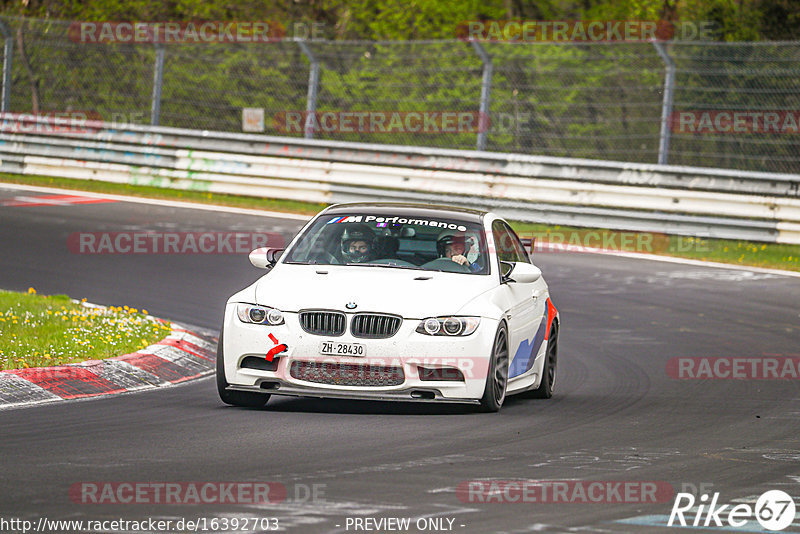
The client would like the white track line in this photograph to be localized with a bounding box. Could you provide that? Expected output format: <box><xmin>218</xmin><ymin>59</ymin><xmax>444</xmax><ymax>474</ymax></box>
<box><xmin>0</xmin><ymin>182</ymin><xmax>310</xmax><ymax>221</ymax></box>
<box><xmin>537</xmin><ymin>241</ymin><xmax>800</xmax><ymax>279</ymax></box>
<box><xmin>2</xmin><ymin>181</ymin><xmax>799</xmax><ymax>279</ymax></box>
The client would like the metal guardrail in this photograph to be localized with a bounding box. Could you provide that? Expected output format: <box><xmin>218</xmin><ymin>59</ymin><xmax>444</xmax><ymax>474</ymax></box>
<box><xmin>0</xmin><ymin>114</ymin><xmax>799</xmax><ymax>244</ymax></box>
<box><xmin>4</xmin><ymin>18</ymin><xmax>800</xmax><ymax>174</ymax></box>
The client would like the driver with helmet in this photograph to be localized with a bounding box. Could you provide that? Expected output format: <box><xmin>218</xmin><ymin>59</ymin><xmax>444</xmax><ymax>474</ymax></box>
<box><xmin>437</xmin><ymin>231</ymin><xmax>481</xmax><ymax>271</ymax></box>
<box><xmin>340</xmin><ymin>224</ymin><xmax>377</xmax><ymax>263</ymax></box>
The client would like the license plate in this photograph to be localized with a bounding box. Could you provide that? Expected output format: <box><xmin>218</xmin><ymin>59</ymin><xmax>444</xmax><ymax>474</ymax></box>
<box><xmin>320</xmin><ymin>341</ymin><xmax>365</xmax><ymax>357</ymax></box>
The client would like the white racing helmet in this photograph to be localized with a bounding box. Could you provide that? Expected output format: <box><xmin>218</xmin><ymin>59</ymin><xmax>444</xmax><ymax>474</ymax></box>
<box><xmin>436</xmin><ymin>230</ymin><xmax>477</xmax><ymax>260</ymax></box>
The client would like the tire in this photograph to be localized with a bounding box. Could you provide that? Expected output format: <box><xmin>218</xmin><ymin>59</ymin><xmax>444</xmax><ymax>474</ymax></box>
<box><xmin>216</xmin><ymin>325</ymin><xmax>270</xmax><ymax>408</ymax></box>
<box><xmin>530</xmin><ymin>323</ymin><xmax>558</xmax><ymax>399</ymax></box>
<box><xmin>479</xmin><ymin>322</ymin><xmax>509</xmax><ymax>412</ymax></box>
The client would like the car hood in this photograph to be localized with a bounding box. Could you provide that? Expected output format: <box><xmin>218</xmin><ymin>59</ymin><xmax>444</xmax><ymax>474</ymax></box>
<box><xmin>254</xmin><ymin>264</ymin><xmax>494</xmax><ymax>318</ymax></box>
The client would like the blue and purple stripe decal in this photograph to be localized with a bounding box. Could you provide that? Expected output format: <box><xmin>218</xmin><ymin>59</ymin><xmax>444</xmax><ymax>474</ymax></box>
<box><xmin>509</xmin><ymin>298</ymin><xmax>558</xmax><ymax>378</ymax></box>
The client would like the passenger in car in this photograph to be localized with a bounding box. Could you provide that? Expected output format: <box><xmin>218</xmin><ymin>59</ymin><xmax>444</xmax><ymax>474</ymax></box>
<box><xmin>437</xmin><ymin>231</ymin><xmax>482</xmax><ymax>272</ymax></box>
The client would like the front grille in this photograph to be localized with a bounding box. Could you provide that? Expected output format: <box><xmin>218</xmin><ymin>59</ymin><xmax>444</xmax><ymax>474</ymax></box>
<box><xmin>290</xmin><ymin>361</ymin><xmax>405</xmax><ymax>387</ymax></box>
<box><xmin>351</xmin><ymin>313</ymin><xmax>402</xmax><ymax>339</ymax></box>
<box><xmin>299</xmin><ymin>311</ymin><xmax>346</xmax><ymax>336</ymax></box>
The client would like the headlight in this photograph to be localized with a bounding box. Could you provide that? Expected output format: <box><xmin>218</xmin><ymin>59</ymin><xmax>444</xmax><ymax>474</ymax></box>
<box><xmin>423</xmin><ymin>318</ymin><xmax>441</xmax><ymax>335</ymax></box>
<box><xmin>416</xmin><ymin>316</ymin><xmax>480</xmax><ymax>336</ymax></box>
<box><xmin>236</xmin><ymin>303</ymin><xmax>285</xmax><ymax>325</ymax></box>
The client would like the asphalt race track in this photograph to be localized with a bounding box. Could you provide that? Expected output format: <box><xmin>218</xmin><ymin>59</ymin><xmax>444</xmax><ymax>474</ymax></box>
<box><xmin>1</xmin><ymin>184</ymin><xmax>799</xmax><ymax>534</ymax></box>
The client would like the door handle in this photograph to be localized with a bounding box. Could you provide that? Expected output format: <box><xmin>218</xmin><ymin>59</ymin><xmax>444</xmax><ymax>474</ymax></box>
<box><xmin>532</xmin><ymin>289</ymin><xmax>545</xmax><ymax>300</ymax></box>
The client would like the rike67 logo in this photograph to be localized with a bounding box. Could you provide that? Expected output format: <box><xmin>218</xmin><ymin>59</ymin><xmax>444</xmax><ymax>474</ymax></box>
<box><xmin>668</xmin><ymin>490</ymin><xmax>796</xmax><ymax>531</ymax></box>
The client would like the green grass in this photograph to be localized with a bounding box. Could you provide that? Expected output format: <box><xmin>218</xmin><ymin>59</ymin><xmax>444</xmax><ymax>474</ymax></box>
<box><xmin>0</xmin><ymin>288</ymin><xmax>172</xmax><ymax>370</ymax></box>
<box><xmin>3</xmin><ymin>173</ymin><xmax>800</xmax><ymax>272</ymax></box>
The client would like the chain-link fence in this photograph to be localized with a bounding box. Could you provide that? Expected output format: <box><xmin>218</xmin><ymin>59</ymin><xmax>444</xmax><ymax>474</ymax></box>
<box><xmin>2</xmin><ymin>16</ymin><xmax>800</xmax><ymax>174</ymax></box>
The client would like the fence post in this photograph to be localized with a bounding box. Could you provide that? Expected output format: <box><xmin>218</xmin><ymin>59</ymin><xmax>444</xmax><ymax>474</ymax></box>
<box><xmin>654</xmin><ymin>42</ymin><xmax>676</xmax><ymax>165</ymax></box>
<box><xmin>296</xmin><ymin>40</ymin><xmax>320</xmax><ymax>139</ymax></box>
<box><xmin>150</xmin><ymin>44</ymin><xmax>165</xmax><ymax>126</ymax></box>
<box><xmin>0</xmin><ymin>20</ymin><xmax>13</xmax><ymax>113</ymax></box>
<box><xmin>471</xmin><ymin>41</ymin><xmax>493</xmax><ymax>151</ymax></box>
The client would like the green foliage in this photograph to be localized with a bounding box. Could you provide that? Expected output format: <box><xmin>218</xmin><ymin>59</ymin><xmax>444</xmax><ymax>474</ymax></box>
<box><xmin>4</xmin><ymin>0</ymin><xmax>798</xmax><ymax>40</ymax></box>
<box><xmin>1</xmin><ymin>2</ymin><xmax>798</xmax><ymax>172</ymax></box>
<box><xmin>680</xmin><ymin>0</ymin><xmax>762</xmax><ymax>41</ymax></box>
<box><xmin>329</xmin><ymin>0</ymin><xmax>506</xmax><ymax>40</ymax></box>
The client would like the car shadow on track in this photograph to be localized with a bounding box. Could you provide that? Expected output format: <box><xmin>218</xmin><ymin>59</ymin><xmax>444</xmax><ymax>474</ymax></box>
<box><xmin>229</xmin><ymin>396</ymin><xmax>478</xmax><ymax>415</ymax></box>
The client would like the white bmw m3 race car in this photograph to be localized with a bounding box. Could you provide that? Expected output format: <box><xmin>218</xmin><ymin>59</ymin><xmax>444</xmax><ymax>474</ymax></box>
<box><xmin>217</xmin><ymin>203</ymin><xmax>559</xmax><ymax>412</ymax></box>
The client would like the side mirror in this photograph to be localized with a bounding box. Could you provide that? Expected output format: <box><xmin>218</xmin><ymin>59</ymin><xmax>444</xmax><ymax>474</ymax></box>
<box><xmin>504</xmin><ymin>261</ymin><xmax>542</xmax><ymax>283</ymax></box>
<box><xmin>249</xmin><ymin>247</ymin><xmax>284</xmax><ymax>269</ymax></box>
<box><xmin>500</xmin><ymin>261</ymin><xmax>515</xmax><ymax>284</ymax></box>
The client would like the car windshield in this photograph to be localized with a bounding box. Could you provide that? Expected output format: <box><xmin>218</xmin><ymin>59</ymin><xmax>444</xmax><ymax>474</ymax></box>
<box><xmin>284</xmin><ymin>213</ymin><xmax>490</xmax><ymax>274</ymax></box>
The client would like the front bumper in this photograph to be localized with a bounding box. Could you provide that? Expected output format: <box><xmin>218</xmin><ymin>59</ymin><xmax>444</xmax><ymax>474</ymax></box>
<box><xmin>226</xmin><ymin>383</ymin><xmax>481</xmax><ymax>404</ymax></box>
<box><xmin>221</xmin><ymin>303</ymin><xmax>498</xmax><ymax>402</ymax></box>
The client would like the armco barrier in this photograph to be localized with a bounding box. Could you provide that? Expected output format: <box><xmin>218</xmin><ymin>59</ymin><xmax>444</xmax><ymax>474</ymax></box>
<box><xmin>0</xmin><ymin>114</ymin><xmax>799</xmax><ymax>244</ymax></box>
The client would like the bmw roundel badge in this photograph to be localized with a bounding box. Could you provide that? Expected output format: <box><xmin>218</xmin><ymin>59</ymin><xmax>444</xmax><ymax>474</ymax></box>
<box><xmin>345</xmin><ymin>302</ymin><xmax>357</xmax><ymax>310</ymax></box>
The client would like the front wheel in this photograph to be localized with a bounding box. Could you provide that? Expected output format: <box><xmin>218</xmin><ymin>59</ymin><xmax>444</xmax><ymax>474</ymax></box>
<box><xmin>530</xmin><ymin>323</ymin><xmax>558</xmax><ymax>399</ymax></box>
<box><xmin>479</xmin><ymin>323</ymin><xmax>509</xmax><ymax>412</ymax></box>
<box><xmin>216</xmin><ymin>325</ymin><xmax>270</xmax><ymax>408</ymax></box>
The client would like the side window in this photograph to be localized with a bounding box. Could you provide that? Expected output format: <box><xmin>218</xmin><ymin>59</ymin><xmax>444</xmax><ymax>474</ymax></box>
<box><xmin>502</xmin><ymin>222</ymin><xmax>531</xmax><ymax>263</ymax></box>
<box><xmin>492</xmin><ymin>220</ymin><xmax>526</xmax><ymax>264</ymax></box>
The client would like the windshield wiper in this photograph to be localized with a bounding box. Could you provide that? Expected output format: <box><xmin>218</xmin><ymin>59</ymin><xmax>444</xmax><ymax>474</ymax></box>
<box><xmin>343</xmin><ymin>263</ymin><xmax>426</xmax><ymax>271</ymax></box>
